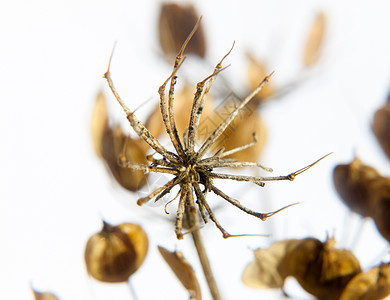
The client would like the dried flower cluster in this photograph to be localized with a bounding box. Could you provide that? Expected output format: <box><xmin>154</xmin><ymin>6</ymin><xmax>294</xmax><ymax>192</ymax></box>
<box><xmin>103</xmin><ymin>18</ymin><xmax>327</xmax><ymax>240</ymax></box>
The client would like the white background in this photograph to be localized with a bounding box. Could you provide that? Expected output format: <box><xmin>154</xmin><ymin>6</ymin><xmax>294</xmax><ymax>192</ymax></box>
<box><xmin>2</xmin><ymin>0</ymin><xmax>390</xmax><ymax>299</ymax></box>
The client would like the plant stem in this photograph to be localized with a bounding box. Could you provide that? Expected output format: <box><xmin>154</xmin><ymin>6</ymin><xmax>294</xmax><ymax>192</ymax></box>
<box><xmin>186</xmin><ymin>207</ymin><xmax>222</xmax><ymax>300</ymax></box>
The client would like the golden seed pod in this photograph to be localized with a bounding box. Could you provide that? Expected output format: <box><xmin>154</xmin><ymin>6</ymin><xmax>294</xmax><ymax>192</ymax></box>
<box><xmin>212</xmin><ymin>102</ymin><xmax>266</xmax><ymax>162</ymax></box>
<box><xmin>158</xmin><ymin>246</ymin><xmax>201</xmax><ymax>299</ymax></box>
<box><xmin>340</xmin><ymin>263</ymin><xmax>390</xmax><ymax>300</ymax></box>
<box><xmin>303</xmin><ymin>11</ymin><xmax>326</xmax><ymax>67</ymax></box>
<box><xmin>281</xmin><ymin>237</ymin><xmax>361</xmax><ymax>300</ymax></box>
<box><xmin>84</xmin><ymin>221</ymin><xmax>148</xmax><ymax>283</ymax></box>
<box><xmin>370</xmin><ymin>181</ymin><xmax>390</xmax><ymax>242</ymax></box>
<box><xmin>101</xmin><ymin>125</ymin><xmax>149</xmax><ymax>192</ymax></box>
<box><xmin>158</xmin><ymin>3</ymin><xmax>206</xmax><ymax>59</ymax></box>
<box><xmin>372</xmin><ymin>96</ymin><xmax>390</xmax><ymax>161</ymax></box>
<box><xmin>91</xmin><ymin>91</ymin><xmax>109</xmax><ymax>158</ymax></box>
<box><xmin>333</xmin><ymin>157</ymin><xmax>381</xmax><ymax>217</ymax></box>
<box><xmin>146</xmin><ymin>85</ymin><xmax>215</xmax><ymax>140</ymax></box>
<box><xmin>242</xmin><ymin>239</ymin><xmax>300</xmax><ymax>289</ymax></box>
<box><xmin>246</xmin><ymin>53</ymin><xmax>274</xmax><ymax>103</ymax></box>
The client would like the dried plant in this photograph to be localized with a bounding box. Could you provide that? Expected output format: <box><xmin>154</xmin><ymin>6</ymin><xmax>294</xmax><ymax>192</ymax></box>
<box><xmin>104</xmin><ymin>18</ymin><xmax>327</xmax><ymax>240</ymax></box>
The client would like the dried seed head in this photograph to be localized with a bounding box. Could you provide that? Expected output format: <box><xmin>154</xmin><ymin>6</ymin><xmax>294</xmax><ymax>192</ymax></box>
<box><xmin>340</xmin><ymin>263</ymin><xmax>390</xmax><ymax>300</ymax></box>
<box><xmin>158</xmin><ymin>3</ymin><xmax>205</xmax><ymax>59</ymax></box>
<box><xmin>372</xmin><ymin>95</ymin><xmax>390</xmax><ymax>161</ymax></box>
<box><xmin>281</xmin><ymin>237</ymin><xmax>361</xmax><ymax>300</ymax></box>
<box><xmin>84</xmin><ymin>221</ymin><xmax>148</xmax><ymax>282</ymax></box>
<box><xmin>303</xmin><ymin>11</ymin><xmax>326</xmax><ymax>66</ymax></box>
<box><xmin>91</xmin><ymin>91</ymin><xmax>109</xmax><ymax>158</ymax></box>
<box><xmin>102</xmin><ymin>125</ymin><xmax>149</xmax><ymax>192</ymax></box>
<box><xmin>158</xmin><ymin>246</ymin><xmax>201</xmax><ymax>299</ymax></box>
<box><xmin>246</xmin><ymin>53</ymin><xmax>274</xmax><ymax>102</ymax></box>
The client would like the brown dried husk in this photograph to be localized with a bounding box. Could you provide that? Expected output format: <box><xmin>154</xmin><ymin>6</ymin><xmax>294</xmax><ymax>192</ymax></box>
<box><xmin>91</xmin><ymin>91</ymin><xmax>109</xmax><ymax>158</ymax></box>
<box><xmin>340</xmin><ymin>263</ymin><xmax>390</xmax><ymax>300</ymax></box>
<box><xmin>158</xmin><ymin>246</ymin><xmax>201</xmax><ymax>299</ymax></box>
<box><xmin>33</xmin><ymin>290</ymin><xmax>59</xmax><ymax>300</ymax></box>
<box><xmin>84</xmin><ymin>222</ymin><xmax>148</xmax><ymax>283</ymax></box>
<box><xmin>158</xmin><ymin>3</ymin><xmax>205</xmax><ymax>59</ymax></box>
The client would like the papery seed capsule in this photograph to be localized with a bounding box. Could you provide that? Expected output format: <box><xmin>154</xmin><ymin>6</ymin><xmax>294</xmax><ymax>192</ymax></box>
<box><xmin>91</xmin><ymin>91</ymin><xmax>109</xmax><ymax>158</ymax></box>
<box><xmin>372</xmin><ymin>96</ymin><xmax>390</xmax><ymax>161</ymax></box>
<box><xmin>84</xmin><ymin>221</ymin><xmax>148</xmax><ymax>282</ymax></box>
<box><xmin>281</xmin><ymin>237</ymin><xmax>361</xmax><ymax>300</ymax></box>
<box><xmin>304</xmin><ymin>11</ymin><xmax>326</xmax><ymax>67</ymax></box>
<box><xmin>158</xmin><ymin>3</ymin><xmax>206</xmax><ymax>59</ymax></box>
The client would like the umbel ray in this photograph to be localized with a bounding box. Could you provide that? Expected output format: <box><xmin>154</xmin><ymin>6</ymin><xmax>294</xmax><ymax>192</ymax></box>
<box><xmin>104</xmin><ymin>17</ymin><xmax>329</xmax><ymax>239</ymax></box>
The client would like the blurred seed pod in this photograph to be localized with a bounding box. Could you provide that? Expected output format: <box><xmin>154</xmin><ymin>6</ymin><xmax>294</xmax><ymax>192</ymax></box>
<box><xmin>91</xmin><ymin>92</ymin><xmax>148</xmax><ymax>191</ymax></box>
<box><xmin>333</xmin><ymin>157</ymin><xmax>381</xmax><ymax>217</ymax></box>
<box><xmin>32</xmin><ymin>288</ymin><xmax>59</xmax><ymax>300</ymax></box>
<box><xmin>281</xmin><ymin>237</ymin><xmax>361</xmax><ymax>300</ymax></box>
<box><xmin>372</xmin><ymin>95</ymin><xmax>390</xmax><ymax>161</ymax></box>
<box><xmin>340</xmin><ymin>263</ymin><xmax>390</xmax><ymax>300</ymax></box>
<box><xmin>303</xmin><ymin>11</ymin><xmax>326</xmax><ymax>67</ymax></box>
<box><xmin>158</xmin><ymin>246</ymin><xmax>201</xmax><ymax>299</ymax></box>
<box><xmin>91</xmin><ymin>91</ymin><xmax>109</xmax><ymax>158</ymax></box>
<box><xmin>146</xmin><ymin>85</ymin><xmax>215</xmax><ymax>140</ymax></box>
<box><xmin>158</xmin><ymin>3</ymin><xmax>206</xmax><ymax>59</ymax></box>
<box><xmin>370</xmin><ymin>180</ymin><xmax>390</xmax><ymax>242</ymax></box>
<box><xmin>242</xmin><ymin>239</ymin><xmax>300</xmax><ymax>289</ymax></box>
<box><xmin>246</xmin><ymin>53</ymin><xmax>274</xmax><ymax>103</ymax></box>
<box><xmin>212</xmin><ymin>102</ymin><xmax>266</xmax><ymax>162</ymax></box>
<box><xmin>85</xmin><ymin>221</ymin><xmax>148</xmax><ymax>283</ymax></box>
<box><xmin>101</xmin><ymin>125</ymin><xmax>149</xmax><ymax>191</ymax></box>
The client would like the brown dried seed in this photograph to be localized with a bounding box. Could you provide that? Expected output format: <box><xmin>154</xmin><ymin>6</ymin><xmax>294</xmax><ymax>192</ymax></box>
<box><xmin>281</xmin><ymin>237</ymin><xmax>361</xmax><ymax>300</ymax></box>
<box><xmin>372</xmin><ymin>96</ymin><xmax>390</xmax><ymax>161</ymax></box>
<box><xmin>158</xmin><ymin>3</ymin><xmax>206</xmax><ymax>59</ymax></box>
<box><xmin>304</xmin><ymin>11</ymin><xmax>326</xmax><ymax>67</ymax></box>
<box><xmin>246</xmin><ymin>53</ymin><xmax>274</xmax><ymax>102</ymax></box>
<box><xmin>84</xmin><ymin>221</ymin><xmax>148</xmax><ymax>283</ymax></box>
<box><xmin>91</xmin><ymin>91</ymin><xmax>109</xmax><ymax>158</ymax></box>
<box><xmin>101</xmin><ymin>125</ymin><xmax>148</xmax><ymax>191</ymax></box>
<box><xmin>340</xmin><ymin>263</ymin><xmax>390</xmax><ymax>300</ymax></box>
<box><xmin>158</xmin><ymin>246</ymin><xmax>201</xmax><ymax>299</ymax></box>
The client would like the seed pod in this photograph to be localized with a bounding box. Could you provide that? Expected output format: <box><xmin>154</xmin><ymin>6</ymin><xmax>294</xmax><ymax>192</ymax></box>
<box><xmin>84</xmin><ymin>221</ymin><xmax>148</xmax><ymax>283</ymax></box>
<box><xmin>146</xmin><ymin>85</ymin><xmax>215</xmax><ymax>140</ymax></box>
<box><xmin>370</xmin><ymin>181</ymin><xmax>390</xmax><ymax>242</ymax></box>
<box><xmin>32</xmin><ymin>288</ymin><xmax>59</xmax><ymax>300</ymax></box>
<box><xmin>333</xmin><ymin>157</ymin><xmax>381</xmax><ymax>217</ymax></box>
<box><xmin>246</xmin><ymin>53</ymin><xmax>274</xmax><ymax>103</ymax></box>
<box><xmin>213</xmin><ymin>102</ymin><xmax>266</xmax><ymax>162</ymax></box>
<box><xmin>372</xmin><ymin>95</ymin><xmax>390</xmax><ymax>161</ymax></box>
<box><xmin>281</xmin><ymin>237</ymin><xmax>361</xmax><ymax>300</ymax></box>
<box><xmin>158</xmin><ymin>3</ymin><xmax>205</xmax><ymax>59</ymax></box>
<box><xmin>304</xmin><ymin>11</ymin><xmax>326</xmax><ymax>66</ymax></box>
<box><xmin>158</xmin><ymin>246</ymin><xmax>201</xmax><ymax>299</ymax></box>
<box><xmin>101</xmin><ymin>125</ymin><xmax>149</xmax><ymax>192</ymax></box>
<box><xmin>91</xmin><ymin>91</ymin><xmax>109</xmax><ymax>158</ymax></box>
<box><xmin>340</xmin><ymin>263</ymin><xmax>390</xmax><ymax>300</ymax></box>
<box><xmin>242</xmin><ymin>239</ymin><xmax>300</xmax><ymax>289</ymax></box>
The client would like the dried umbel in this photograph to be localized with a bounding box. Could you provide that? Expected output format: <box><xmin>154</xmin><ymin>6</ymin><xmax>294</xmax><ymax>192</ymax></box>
<box><xmin>340</xmin><ymin>263</ymin><xmax>390</xmax><ymax>300</ymax></box>
<box><xmin>91</xmin><ymin>92</ymin><xmax>148</xmax><ymax>191</ymax></box>
<box><xmin>333</xmin><ymin>157</ymin><xmax>390</xmax><ymax>241</ymax></box>
<box><xmin>243</xmin><ymin>237</ymin><xmax>361</xmax><ymax>300</ymax></box>
<box><xmin>84</xmin><ymin>221</ymin><xmax>148</xmax><ymax>282</ymax></box>
<box><xmin>372</xmin><ymin>94</ymin><xmax>390</xmax><ymax>161</ymax></box>
<box><xmin>158</xmin><ymin>246</ymin><xmax>201</xmax><ymax>299</ymax></box>
<box><xmin>104</xmin><ymin>18</ymin><xmax>327</xmax><ymax>239</ymax></box>
<box><xmin>159</xmin><ymin>3</ymin><xmax>205</xmax><ymax>59</ymax></box>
